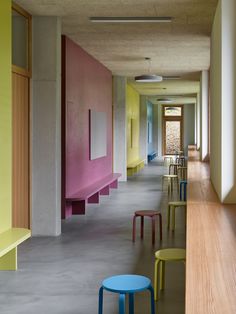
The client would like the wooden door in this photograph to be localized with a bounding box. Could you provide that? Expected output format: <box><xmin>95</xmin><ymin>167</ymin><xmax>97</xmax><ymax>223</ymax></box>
<box><xmin>12</xmin><ymin>73</ymin><xmax>30</xmax><ymax>228</ymax></box>
<box><xmin>12</xmin><ymin>3</ymin><xmax>31</xmax><ymax>228</ymax></box>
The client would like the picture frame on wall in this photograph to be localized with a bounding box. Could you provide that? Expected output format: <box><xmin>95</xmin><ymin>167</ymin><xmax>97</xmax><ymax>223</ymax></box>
<box><xmin>89</xmin><ymin>109</ymin><xmax>107</xmax><ymax>160</ymax></box>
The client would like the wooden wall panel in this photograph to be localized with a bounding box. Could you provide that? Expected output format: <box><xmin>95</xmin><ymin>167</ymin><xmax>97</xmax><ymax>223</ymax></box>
<box><xmin>12</xmin><ymin>72</ymin><xmax>29</xmax><ymax>228</ymax></box>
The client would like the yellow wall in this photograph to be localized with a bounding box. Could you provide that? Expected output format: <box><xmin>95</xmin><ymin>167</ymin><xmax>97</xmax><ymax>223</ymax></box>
<box><xmin>126</xmin><ymin>84</ymin><xmax>140</xmax><ymax>165</ymax></box>
<box><xmin>0</xmin><ymin>1</ymin><xmax>12</xmax><ymax>233</ymax></box>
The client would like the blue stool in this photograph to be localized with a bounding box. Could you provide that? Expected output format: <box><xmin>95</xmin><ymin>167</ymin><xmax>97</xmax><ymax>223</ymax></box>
<box><xmin>98</xmin><ymin>274</ymin><xmax>155</xmax><ymax>314</ymax></box>
<box><xmin>180</xmin><ymin>180</ymin><xmax>187</xmax><ymax>201</ymax></box>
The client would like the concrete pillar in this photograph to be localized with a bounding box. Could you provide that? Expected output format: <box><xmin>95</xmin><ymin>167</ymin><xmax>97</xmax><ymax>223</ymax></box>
<box><xmin>196</xmin><ymin>93</ymin><xmax>201</xmax><ymax>150</ymax></box>
<box><xmin>113</xmin><ymin>76</ymin><xmax>127</xmax><ymax>181</ymax></box>
<box><xmin>200</xmin><ymin>71</ymin><xmax>209</xmax><ymax>161</ymax></box>
<box><xmin>153</xmin><ymin>104</ymin><xmax>160</xmax><ymax>155</ymax></box>
<box><xmin>210</xmin><ymin>0</ymin><xmax>236</xmax><ymax>202</ymax></box>
<box><xmin>139</xmin><ymin>96</ymin><xmax>148</xmax><ymax>164</ymax></box>
<box><xmin>194</xmin><ymin>101</ymin><xmax>197</xmax><ymax>145</ymax></box>
<box><xmin>31</xmin><ymin>17</ymin><xmax>61</xmax><ymax>236</ymax></box>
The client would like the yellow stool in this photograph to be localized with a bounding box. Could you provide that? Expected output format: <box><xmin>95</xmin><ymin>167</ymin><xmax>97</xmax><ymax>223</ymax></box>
<box><xmin>154</xmin><ymin>248</ymin><xmax>186</xmax><ymax>300</ymax></box>
<box><xmin>167</xmin><ymin>201</ymin><xmax>187</xmax><ymax>230</ymax></box>
<box><xmin>163</xmin><ymin>156</ymin><xmax>174</xmax><ymax>167</ymax></box>
<box><xmin>162</xmin><ymin>175</ymin><xmax>178</xmax><ymax>194</ymax></box>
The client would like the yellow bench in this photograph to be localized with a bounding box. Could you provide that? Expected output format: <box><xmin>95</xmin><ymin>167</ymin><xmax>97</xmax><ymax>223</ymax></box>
<box><xmin>127</xmin><ymin>159</ymin><xmax>145</xmax><ymax>176</ymax></box>
<box><xmin>0</xmin><ymin>228</ymin><xmax>31</xmax><ymax>270</ymax></box>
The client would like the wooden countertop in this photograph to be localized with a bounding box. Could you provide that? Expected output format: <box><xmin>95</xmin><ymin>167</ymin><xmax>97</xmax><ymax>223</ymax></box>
<box><xmin>186</xmin><ymin>147</ymin><xmax>236</xmax><ymax>314</ymax></box>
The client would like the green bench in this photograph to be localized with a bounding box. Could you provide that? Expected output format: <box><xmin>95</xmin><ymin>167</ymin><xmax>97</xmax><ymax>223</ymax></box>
<box><xmin>127</xmin><ymin>159</ymin><xmax>145</xmax><ymax>176</ymax></box>
<box><xmin>0</xmin><ymin>228</ymin><xmax>31</xmax><ymax>270</ymax></box>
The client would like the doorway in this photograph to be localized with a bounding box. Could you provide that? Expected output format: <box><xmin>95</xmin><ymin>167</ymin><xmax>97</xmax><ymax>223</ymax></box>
<box><xmin>163</xmin><ymin>105</ymin><xmax>183</xmax><ymax>155</ymax></box>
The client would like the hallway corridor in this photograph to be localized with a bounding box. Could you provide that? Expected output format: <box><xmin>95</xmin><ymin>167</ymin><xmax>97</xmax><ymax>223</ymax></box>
<box><xmin>0</xmin><ymin>160</ymin><xmax>186</xmax><ymax>314</ymax></box>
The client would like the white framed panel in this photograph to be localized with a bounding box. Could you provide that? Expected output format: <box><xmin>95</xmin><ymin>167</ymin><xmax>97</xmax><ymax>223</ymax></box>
<box><xmin>89</xmin><ymin>110</ymin><xmax>107</xmax><ymax>160</ymax></box>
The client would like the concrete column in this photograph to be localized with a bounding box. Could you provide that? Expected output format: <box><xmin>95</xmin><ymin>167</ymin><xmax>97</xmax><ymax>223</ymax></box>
<box><xmin>153</xmin><ymin>104</ymin><xmax>160</xmax><ymax>155</ymax></box>
<box><xmin>196</xmin><ymin>93</ymin><xmax>201</xmax><ymax>150</ymax></box>
<box><xmin>113</xmin><ymin>76</ymin><xmax>127</xmax><ymax>181</ymax></box>
<box><xmin>210</xmin><ymin>0</ymin><xmax>236</xmax><ymax>202</ymax></box>
<box><xmin>184</xmin><ymin>104</ymin><xmax>195</xmax><ymax>155</ymax></box>
<box><xmin>139</xmin><ymin>96</ymin><xmax>148</xmax><ymax>164</ymax></box>
<box><xmin>200</xmin><ymin>71</ymin><xmax>209</xmax><ymax>161</ymax></box>
<box><xmin>31</xmin><ymin>17</ymin><xmax>61</xmax><ymax>236</ymax></box>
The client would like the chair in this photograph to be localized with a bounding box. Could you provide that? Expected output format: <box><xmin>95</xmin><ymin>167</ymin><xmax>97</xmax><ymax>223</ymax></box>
<box><xmin>98</xmin><ymin>274</ymin><xmax>155</xmax><ymax>314</ymax></box>
<box><xmin>132</xmin><ymin>210</ymin><xmax>162</xmax><ymax>245</ymax></box>
<box><xmin>167</xmin><ymin>201</ymin><xmax>187</xmax><ymax>230</ymax></box>
<box><xmin>154</xmin><ymin>248</ymin><xmax>186</xmax><ymax>300</ymax></box>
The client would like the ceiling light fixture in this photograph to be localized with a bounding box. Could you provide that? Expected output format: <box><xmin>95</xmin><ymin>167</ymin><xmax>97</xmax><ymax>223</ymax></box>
<box><xmin>157</xmin><ymin>98</ymin><xmax>173</xmax><ymax>103</ymax></box>
<box><xmin>90</xmin><ymin>17</ymin><xmax>172</xmax><ymax>23</ymax></box>
<box><xmin>135</xmin><ymin>58</ymin><xmax>163</xmax><ymax>83</ymax></box>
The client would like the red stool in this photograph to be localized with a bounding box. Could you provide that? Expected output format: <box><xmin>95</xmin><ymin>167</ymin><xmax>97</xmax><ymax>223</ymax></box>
<box><xmin>132</xmin><ymin>210</ymin><xmax>162</xmax><ymax>245</ymax></box>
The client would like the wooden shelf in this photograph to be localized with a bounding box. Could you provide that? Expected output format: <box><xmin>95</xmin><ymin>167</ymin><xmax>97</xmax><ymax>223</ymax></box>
<box><xmin>186</xmin><ymin>147</ymin><xmax>236</xmax><ymax>313</ymax></box>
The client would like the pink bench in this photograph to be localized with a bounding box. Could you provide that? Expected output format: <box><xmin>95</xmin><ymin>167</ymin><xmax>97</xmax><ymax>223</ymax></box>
<box><xmin>65</xmin><ymin>173</ymin><xmax>121</xmax><ymax>218</ymax></box>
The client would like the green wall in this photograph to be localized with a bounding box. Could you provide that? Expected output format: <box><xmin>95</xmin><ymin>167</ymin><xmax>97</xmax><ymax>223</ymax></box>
<box><xmin>126</xmin><ymin>84</ymin><xmax>140</xmax><ymax>165</ymax></box>
<box><xmin>0</xmin><ymin>1</ymin><xmax>12</xmax><ymax>233</ymax></box>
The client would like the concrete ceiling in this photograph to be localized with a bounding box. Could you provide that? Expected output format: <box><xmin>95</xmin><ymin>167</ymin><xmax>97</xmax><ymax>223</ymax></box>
<box><xmin>16</xmin><ymin>0</ymin><xmax>217</xmax><ymax>100</ymax></box>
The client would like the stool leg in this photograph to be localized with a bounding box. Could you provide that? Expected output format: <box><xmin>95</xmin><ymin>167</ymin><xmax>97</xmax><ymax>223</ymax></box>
<box><xmin>132</xmin><ymin>215</ymin><xmax>136</xmax><ymax>242</ymax></box>
<box><xmin>171</xmin><ymin>206</ymin><xmax>175</xmax><ymax>231</ymax></box>
<box><xmin>147</xmin><ymin>285</ymin><xmax>155</xmax><ymax>314</ymax></box>
<box><xmin>159</xmin><ymin>214</ymin><xmax>162</xmax><ymax>240</ymax></box>
<box><xmin>154</xmin><ymin>259</ymin><xmax>160</xmax><ymax>300</ymax></box>
<box><xmin>98</xmin><ymin>287</ymin><xmax>103</xmax><ymax>314</ymax></box>
<box><xmin>160</xmin><ymin>261</ymin><xmax>165</xmax><ymax>290</ymax></box>
<box><xmin>184</xmin><ymin>184</ymin><xmax>187</xmax><ymax>201</ymax></box>
<box><xmin>180</xmin><ymin>183</ymin><xmax>182</xmax><ymax>200</ymax></box>
<box><xmin>140</xmin><ymin>216</ymin><xmax>144</xmax><ymax>239</ymax></box>
<box><xmin>167</xmin><ymin>205</ymin><xmax>170</xmax><ymax>229</ymax></box>
<box><xmin>129</xmin><ymin>293</ymin><xmax>134</xmax><ymax>314</ymax></box>
<box><xmin>151</xmin><ymin>216</ymin><xmax>155</xmax><ymax>245</ymax></box>
<box><xmin>162</xmin><ymin>176</ymin><xmax>164</xmax><ymax>190</ymax></box>
<box><xmin>119</xmin><ymin>293</ymin><xmax>126</xmax><ymax>314</ymax></box>
<box><xmin>171</xmin><ymin>178</ymin><xmax>173</xmax><ymax>192</ymax></box>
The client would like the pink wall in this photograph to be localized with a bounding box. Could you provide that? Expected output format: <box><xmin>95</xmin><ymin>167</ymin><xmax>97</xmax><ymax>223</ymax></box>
<box><xmin>62</xmin><ymin>36</ymin><xmax>113</xmax><ymax>200</ymax></box>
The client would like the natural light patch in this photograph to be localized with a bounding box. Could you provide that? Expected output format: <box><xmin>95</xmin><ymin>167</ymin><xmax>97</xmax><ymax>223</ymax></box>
<box><xmin>166</xmin><ymin>121</ymin><xmax>181</xmax><ymax>154</ymax></box>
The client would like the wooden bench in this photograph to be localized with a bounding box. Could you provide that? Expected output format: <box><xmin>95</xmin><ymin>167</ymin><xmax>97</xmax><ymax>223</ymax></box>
<box><xmin>0</xmin><ymin>228</ymin><xmax>31</xmax><ymax>270</ymax></box>
<box><xmin>127</xmin><ymin>159</ymin><xmax>145</xmax><ymax>176</ymax></box>
<box><xmin>65</xmin><ymin>173</ymin><xmax>121</xmax><ymax>218</ymax></box>
<box><xmin>148</xmin><ymin>151</ymin><xmax>157</xmax><ymax>162</ymax></box>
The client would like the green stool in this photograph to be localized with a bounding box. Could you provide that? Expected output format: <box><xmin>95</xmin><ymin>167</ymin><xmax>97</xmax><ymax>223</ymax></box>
<box><xmin>154</xmin><ymin>248</ymin><xmax>186</xmax><ymax>300</ymax></box>
<box><xmin>167</xmin><ymin>201</ymin><xmax>187</xmax><ymax>231</ymax></box>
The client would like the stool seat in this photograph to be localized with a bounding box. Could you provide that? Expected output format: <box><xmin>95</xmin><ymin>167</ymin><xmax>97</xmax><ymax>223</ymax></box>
<box><xmin>168</xmin><ymin>201</ymin><xmax>186</xmax><ymax>206</ymax></box>
<box><xmin>99</xmin><ymin>274</ymin><xmax>155</xmax><ymax>314</ymax></box>
<box><xmin>155</xmin><ymin>248</ymin><xmax>186</xmax><ymax>261</ymax></box>
<box><xmin>163</xmin><ymin>174</ymin><xmax>178</xmax><ymax>178</ymax></box>
<box><xmin>103</xmin><ymin>275</ymin><xmax>151</xmax><ymax>293</ymax></box>
<box><xmin>135</xmin><ymin>210</ymin><xmax>160</xmax><ymax>217</ymax></box>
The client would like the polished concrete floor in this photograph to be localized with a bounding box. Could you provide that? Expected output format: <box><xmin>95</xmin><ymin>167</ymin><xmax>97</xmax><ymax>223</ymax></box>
<box><xmin>0</xmin><ymin>159</ymin><xmax>185</xmax><ymax>314</ymax></box>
